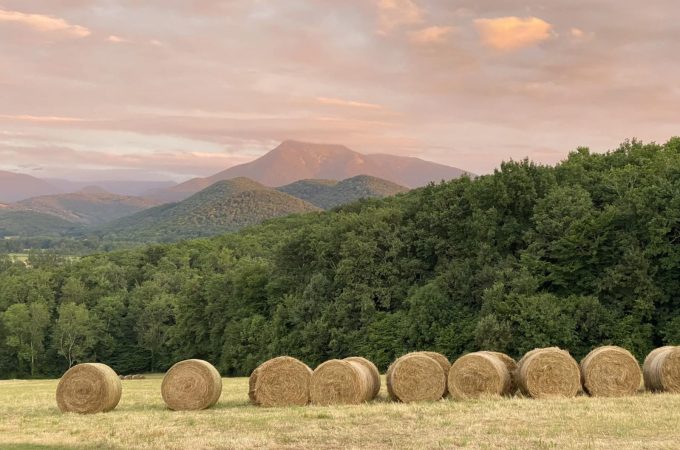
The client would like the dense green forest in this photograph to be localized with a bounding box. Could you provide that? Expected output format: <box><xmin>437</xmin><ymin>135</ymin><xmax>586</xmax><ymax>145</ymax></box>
<box><xmin>1</xmin><ymin>139</ymin><xmax>679</xmax><ymax>378</ymax></box>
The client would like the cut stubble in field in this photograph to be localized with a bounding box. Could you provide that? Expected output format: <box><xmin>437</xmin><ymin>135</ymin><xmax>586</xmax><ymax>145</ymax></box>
<box><xmin>1</xmin><ymin>376</ymin><xmax>679</xmax><ymax>449</ymax></box>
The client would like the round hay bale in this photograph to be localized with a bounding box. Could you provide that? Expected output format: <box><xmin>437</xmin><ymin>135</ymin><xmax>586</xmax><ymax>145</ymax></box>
<box><xmin>418</xmin><ymin>351</ymin><xmax>450</xmax><ymax>394</ymax></box>
<box><xmin>344</xmin><ymin>356</ymin><xmax>381</xmax><ymax>399</ymax></box>
<box><xmin>310</xmin><ymin>359</ymin><xmax>373</xmax><ymax>405</ymax></box>
<box><xmin>56</xmin><ymin>363</ymin><xmax>122</xmax><ymax>414</ymax></box>
<box><xmin>516</xmin><ymin>347</ymin><xmax>581</xmax><ymax>398</ymax></box>
<box><xmin>419</xmin><ymin>352</ymin><xmax>451</xmax><ymax>376</ymax></box>
<box><xmin>643</xmin><ymin>346</ymin><xmax>680</xmax><ymax>393</ymax></box>
<box><xmin>249</xmin><ymin>356</ymin><xmax>313</xmax><ymax>407</ymax></box>
<box><xmin>481</xmin><ymin>351</ymin><xmax>518</xmax><ymax>394</ymax></box>
<box><xmin>386</xmin><ymin>352</ymin><xmax>446</xmax><ymax>403</ymax></box>
<box><xmin>448</xmin><ymin>352</ymin><xmax>511</xmax><ymax>400</ymax></box>
<box><xmin>580</xmin><ymin>346</ymin><xmax>641</xmax><ymax>397</ymax></box>
<box><xmin>161</xmin><ymin>359</ymin><xmax>222</xmax><ymax>411</ymax></box>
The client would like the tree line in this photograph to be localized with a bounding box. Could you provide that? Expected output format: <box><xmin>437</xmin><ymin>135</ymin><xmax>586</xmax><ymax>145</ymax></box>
<box><xmin>1</xmin><ymin>138</ymin><xmax>679</xmax><ymax>378</ymax></box>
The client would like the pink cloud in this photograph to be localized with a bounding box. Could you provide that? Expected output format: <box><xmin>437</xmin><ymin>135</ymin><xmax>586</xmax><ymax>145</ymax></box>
<box><xmin>376</xmin><ymin>0</ymin><xmax>423</xmax><ymax>34</ymax></box>
<box><xmin>409</xmin><ymin>26</ymin><xmax>455</xmax><ymax>45</ymax></box>
<box><xmin>0</xmin><ymin>145</ymin><xmax>252</xmax><ymax>178</ymax></box>
<box><xmin>474</xmin><ymin>16</ymin><xmax>553</xmax><ymax>51</ymax></box>
<box><xmin>316</xmin><ymin>97</ymin><xmax>383</xmax><ymax>110</ymax></box>
<box><xmin>107</xmin><ymin>35</ymin><xmax>129</xmax><ymax>43</ymax></box>
<box><xmin>0</xmin><ymin>114</ymin><xmax>88</xmax><ymax>123</ymax></box>
<box><xmin>0</xmin><ymin>7</ymin><xmax>90</xmax><ymax>38</ymax></box>
<box><xmin>0</xmin><ymin>1</ymin><xmax>678</xmax><ymax>178</ymax></box>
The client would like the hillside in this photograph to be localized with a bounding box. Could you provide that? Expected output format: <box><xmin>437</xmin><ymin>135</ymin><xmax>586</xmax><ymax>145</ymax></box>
<box><xmin>0</xmin><ymin>171</ymin><xmax>62</xmax><ymax>203</ymax></box>
<box><xmin>0</xmin><ymin>209</ymin><xmax>82</xmax><ymax>237</ymax></box>
<box><xmin>277</xmin><ymin>175</ymin><xmax>409</xmax><ymax>209</ymax></box>
<box><xmin>147</xmin><ymin>140</ymin><xmax>467</xmax><ymax>202</ymax></box>
<box><xmin>2</xmin><ymin>138</ymin><xmax>678</xmax><ymax>379</ymax></box>
<box><xmin>100</xmin><ymin>177</ymin><xmax>320</xmax><ymax>241</ymax></box>
<box><xmin>17</xmin><ymin>189</ymin><xmax>159</xmax><ymax>225</ymax></box>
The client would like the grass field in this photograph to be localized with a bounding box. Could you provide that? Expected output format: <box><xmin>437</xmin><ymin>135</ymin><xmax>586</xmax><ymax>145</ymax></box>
<box><xmin>7</xmin><ymin>253</ymin><xmax>28</xmax><ymax>263</ymax></box>
<box><xmin>1</xmin><ymin>376</ymin><xmax>679</xmax><ymax>449</ymax></box>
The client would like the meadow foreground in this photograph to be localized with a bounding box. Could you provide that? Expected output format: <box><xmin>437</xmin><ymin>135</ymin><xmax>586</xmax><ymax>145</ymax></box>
<box><xmin>1</xmin><ymin>376</ymin><xmax>679</xmax><ymax>449</ymax></box>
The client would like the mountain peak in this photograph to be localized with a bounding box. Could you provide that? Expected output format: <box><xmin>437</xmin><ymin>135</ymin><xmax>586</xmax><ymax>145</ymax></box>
<box><xmin>195</xmin><ymin>177</ymin><xmax>267</xmax><ymax>196</ymax></box>
<box><xmin>147</xmin><ymin>141</ymin><xmax>468</xmax><ymax>202</ymax></box>
<box><xmin>277</xmin><ymin>139</ymin><xmax>350</xmax><ymax>150</ymax></box>
<box><xmin>0</xmin><ymin>170</ymin><xmax>62</xmax><ymax>203</ymax></box>
<box><xmin>271</xmin><ymin>140</ymin><xmax>355</xmax><ymax>157</ymax></box>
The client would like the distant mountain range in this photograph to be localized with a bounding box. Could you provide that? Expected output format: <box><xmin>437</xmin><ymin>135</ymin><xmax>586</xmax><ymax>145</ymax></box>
<box><xmin>0</xmin><ymin>174</ymin><xmax>409</xmax><ymax>239</ymax></box>
<box><xmin>0</xmin><ymin>140</ymin><xmax>467</xmax><ymax>240</ymax></box>
<box><xmin>0</xmin><ymin>170</ymin><xmax>176</xmax><ymax>203</ymax></box>
<box><xmin>146</xmin><ymin>140</ymin><xmax>467</xmax><ymax>202</ymax></box>
<box><xmin>16</xmin><ymin>188</ymin><xmax>159</xmax><ymax>225</ymax></box>
<box><xmin>47</xmin><ymin>179</ymin><xmax>177</xmax><ymax>197</ymax></box>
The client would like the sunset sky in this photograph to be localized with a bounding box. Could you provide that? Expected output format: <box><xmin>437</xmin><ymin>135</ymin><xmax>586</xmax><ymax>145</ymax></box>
<box><xmin>1</xmin><ymin>0</ymin><xmax>678</xmax><ymax>181</ymax></box>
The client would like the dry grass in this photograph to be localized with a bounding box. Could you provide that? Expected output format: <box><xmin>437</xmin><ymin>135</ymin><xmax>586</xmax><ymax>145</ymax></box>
<box><xmin>1</xmin><ymin>375</ymin><xmax>680</xmax><ymax>449</ymax></box>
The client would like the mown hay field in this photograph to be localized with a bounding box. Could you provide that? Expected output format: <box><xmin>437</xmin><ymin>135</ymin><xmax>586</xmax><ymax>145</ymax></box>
<box><xmin>1</xmin><ymin>375</ymin><xmax>680</xmax><ymax>450</ymax></box>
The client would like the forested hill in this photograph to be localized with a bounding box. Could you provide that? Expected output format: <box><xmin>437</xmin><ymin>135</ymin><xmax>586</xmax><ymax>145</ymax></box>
<box><xmin>16</xmin><ymin>189</ymin><xmax>158</xmax><ymax>225</ymax></box>
<box><xmin>96</xmin><ymin>178</ymin><xmax>321</xmax><ymax>242</ymax></box>
<box><xmin>1</xmin><ymin>138</ymin><xmax>679</xmax><ymax>379</ymax></box>
<box><xmin>277</xmin><ymin>175</ymin><xmax>409</xmax><ymax>209</ymax></box>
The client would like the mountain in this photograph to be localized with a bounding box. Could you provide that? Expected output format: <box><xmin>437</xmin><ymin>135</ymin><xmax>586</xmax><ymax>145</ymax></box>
<box><xmin>16</xmin><ymin>189</ymin><xmax>159</xmax><ymax>225</ymax></box>
<box><xmin>99</xmin><ymin>177</ymin><xmax>321</xmax><ymax>241</ymax></box>
<box><xmin>47</xmin><ymin>179</ymin><xmax>177</xmax><ymax>197</ymax></box>
<box><xmin>0</xmin><ymin>171</ymin><xmax>62</xmax><ymax>203</ymax></box>
<box><xmin>277</xmin><ymin>175</ymin><xmax>409</xmax><ymax>209</ymax></box>
<box><xmin>0</xmin><ymin>210</ymin><xmax>82</xmax><ymax>237</ymax></box>
<box><xmin>146</xmin><ymin>140</ymin><xmax>468</xmax><ymax>202</ymax></box>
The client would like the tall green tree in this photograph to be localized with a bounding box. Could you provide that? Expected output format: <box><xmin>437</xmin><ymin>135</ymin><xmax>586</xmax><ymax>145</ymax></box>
<box><xmin>133</xmin><ymin>294</ymin><xmax>175</xmax><ymax>371</ymax></box>
<box><xmin>1</xmin><ymin>301</ymin><xmax>50</xmax><ymax>376</ymax></box>
<box><xmin>53</xmin><ymin>302</ymin><xmax>98</xmax><ymax>368</ymax></box>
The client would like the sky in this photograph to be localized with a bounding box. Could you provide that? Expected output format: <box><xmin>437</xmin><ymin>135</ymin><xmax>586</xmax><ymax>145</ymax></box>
<box><xmin>0</xmin><ymin>0</ymin><xmax>678</xmax><ymax>181</ymax></box>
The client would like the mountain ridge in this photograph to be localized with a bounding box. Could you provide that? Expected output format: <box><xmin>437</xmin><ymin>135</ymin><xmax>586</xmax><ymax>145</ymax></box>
<box><xmin>146</xmin><ymin>140</ymin><xmax>468</xmax><ymax>202</ymax></box>
<box><xmin>99</xmin><ymin>177</ymin><xmax>321</xmax><ymax>241</ymax></box>
<box><xmin>16</xmin><ymin>191</ymin><xmax>159</xmax><ymax>225</ymax></box>
<box><xmin>0</xmin><ymin>209</ymin><xmax>83</xmax><ymax>237</ymax></box>
<box><xmin>277</xmin><ymin>175</ymin><xmax>409</xmax><ymax>209</ymax></box>
<box><xmin>0</xmin><ymin>170</ymin><xmax>63</xmax><ymax>203</ymax></box>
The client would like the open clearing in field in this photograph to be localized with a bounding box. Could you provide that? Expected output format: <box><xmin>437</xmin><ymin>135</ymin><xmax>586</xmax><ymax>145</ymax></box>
<box><xmin>1</xmin><ymin>376</ymin><xmax>679</xmax><ymax>449</ymax></box>
<box><xmin>7</xmin><ymin>253</ymin><xmax>28</xmax><ymax>263</ymax></box>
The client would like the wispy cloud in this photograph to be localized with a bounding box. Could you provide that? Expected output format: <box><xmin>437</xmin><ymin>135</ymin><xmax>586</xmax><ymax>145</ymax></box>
<box><xmin>0</xmin><ymin>114</ymin><xmax>89</xmax><ymax>123</ymax></box>
<box><xmin>569</xmin><ymin>27</ymin><xmax>594</xmax><ymax>43</ymax></box>
<box><xmin>474</xmin><ymin>16</ymin><xmax>553</xmax><ymax>51</ymax></box>
<box><xmin>409</xmin><ymin>26</ymin><xmax>454</xmax><ymax>45</ymax></box>
<box><xmin>107</xmin><ymin>35</ymin><xmax>129</xmax><ymax>43</ymax></box>
<box><xmin>316</xmin><ymin>97</ymin><xmax>383</xmax><ymax>110</ymax></box>
<box><xmin>0</xmin><ymin>145</ymin><xmax>252</xmax><ymax>178</ymax></box>
<box><xmin>0</xmin><ymin>8</ymin><xmax>90</xmax><ymax>38</ymax></box>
